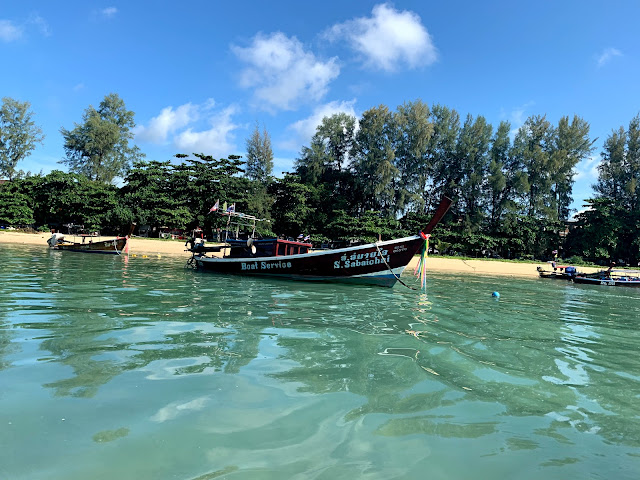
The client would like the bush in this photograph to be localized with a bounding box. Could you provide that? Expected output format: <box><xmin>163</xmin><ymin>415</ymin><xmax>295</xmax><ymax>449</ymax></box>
<box><xmin>565</xmin><ymin>255</ymin><xmax>587</xmax><ymax>266</ymax></box>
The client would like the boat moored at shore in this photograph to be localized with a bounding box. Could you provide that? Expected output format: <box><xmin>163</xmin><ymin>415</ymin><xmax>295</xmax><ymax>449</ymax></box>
<box><xmin>188</xmin><ymin>197</ymin><xmax>452</xmax><ymax>287</ymax></box>
<box><xmin>47</xmin><ymin>225</ymin><xmax>133</xmax><ymax>255</ymax></box>
<box><xmin>573</xmin><ymin>269</ymin><xmax>640</xmax><ymax>287</ymax></box>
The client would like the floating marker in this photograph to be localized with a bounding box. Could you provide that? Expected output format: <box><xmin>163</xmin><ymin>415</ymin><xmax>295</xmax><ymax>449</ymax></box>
<box><xmin>492</xmin><ymin>291</ymin><xmax>500</xmax><ymax>298</ymax></box>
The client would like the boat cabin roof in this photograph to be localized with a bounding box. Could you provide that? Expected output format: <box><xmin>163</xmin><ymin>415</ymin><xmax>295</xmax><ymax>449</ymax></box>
<box><xmin>226</xmin><ymin>238</ymin><xmax>312</xmax><ymax>259</ymax></box>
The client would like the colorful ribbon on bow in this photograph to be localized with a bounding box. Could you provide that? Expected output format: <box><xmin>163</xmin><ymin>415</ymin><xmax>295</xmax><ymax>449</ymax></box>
<box><xmin>414</xmin><ymin>234</ymin><xmax>430</xmax><ymax>289</ymax></box>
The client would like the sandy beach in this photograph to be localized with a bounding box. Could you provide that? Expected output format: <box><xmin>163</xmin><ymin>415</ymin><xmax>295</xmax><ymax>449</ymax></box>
<box><xmin>0</xmin><ymin>230</ymin><xmax>601</xmax><ymax>277</ymax></box>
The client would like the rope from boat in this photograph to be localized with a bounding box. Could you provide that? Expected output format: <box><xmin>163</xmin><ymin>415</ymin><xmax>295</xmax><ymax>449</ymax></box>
<box><xmin>374</xmin><ymin>242</ymin><xmax>417</xmax><ymax>290</ymax></box>
<box><xmin>114</xmin><ymin>239</ymin><xmax>121</xmax><ymax>256</ymax></box>
<box><xmin>461</xmin><ymin>258</ymin><xmax>475</xmax><ymax>271</ymax></box>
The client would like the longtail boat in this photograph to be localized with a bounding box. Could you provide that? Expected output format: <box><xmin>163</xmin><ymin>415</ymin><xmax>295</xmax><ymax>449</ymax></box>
<box><xmin>537</xmin><ymin>264</ymin><xmax>578</xmax><ymax>280</ymax></box>
<box><xmin>573</xmin><ymin>269</ymin><xmax>640</xmax><ymax>287</ymax></box>
<box><xmin>47</xmin><ymin>225</ymin><xmax>133</xmax><ymax>255</ymax></box>
<box><xmin>187</xmin><ymin>197</ymin><xmax>452</xmax><ymax>287</ymax></box>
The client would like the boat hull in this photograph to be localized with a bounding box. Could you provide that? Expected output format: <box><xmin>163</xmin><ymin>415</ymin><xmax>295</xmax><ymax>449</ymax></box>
<box><xmin>194</xmin><ymin>236</ymin><xmax>424</xmax><ymax>287</ymax></box>
<box><xmin>53</xmin><ymin>237</ymin><xmax>128</xmax><ymax>254</ymax></box>
<box><xmin>538</xmin><ymin>271</ymin><xmax>574</xmax><ymax>280</ymax></box>
<box><xmin>573</xmin><ymin>276</ymin><xmax>640</xmax><ymax>287</ymax></box>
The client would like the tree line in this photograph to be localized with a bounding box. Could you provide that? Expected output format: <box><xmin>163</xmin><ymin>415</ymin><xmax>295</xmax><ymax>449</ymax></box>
<box><xmin>1</xmin><ymin>95</ymin><xmax>639</xmax><ymax>265</ymax></box>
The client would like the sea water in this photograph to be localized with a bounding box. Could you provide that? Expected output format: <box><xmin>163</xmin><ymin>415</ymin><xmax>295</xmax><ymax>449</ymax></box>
<box><xmin>0</xmin><ymin>244</ymin><xmax>639</xmax><ymax>479</ymax></box>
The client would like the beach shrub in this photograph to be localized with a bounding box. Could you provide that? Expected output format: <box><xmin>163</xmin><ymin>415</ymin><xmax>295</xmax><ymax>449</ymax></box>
<box><xmin>0</xmin><ymin>189</ymin><xmax>34</xmax><ymax>227</ymax></box>
<box><xmin>564</xmin><ymin>255</ymin><xmax>587</xmax><ymax>266</ymax></box>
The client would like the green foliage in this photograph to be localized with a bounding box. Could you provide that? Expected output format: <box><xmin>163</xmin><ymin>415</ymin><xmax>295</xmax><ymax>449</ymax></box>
<box><xmin>122</xmin><ymin>154</ymin><xmax>250</xmax><ymax>235</ymax></box>
<box><xmin>0</xmin><ymin>187</ymin><xmax>34</xmax><ymax>226</ymax></box>
<box><xmin>564</xmin><ymin>197</ymin><xmax>638</xmax><ymax>264</ymax></box>
<box><xmin>352</xmin><ymin>105</ymin><xmax>398</xmax><ymax>214</ymax></box>
<box><xmin>393</xmin><ymin>100</ymin><xmax>433</xmax><ymax>213</ymax></box>
<box><xmin>326</xmin><ymin>210</ymin><xmax>399</xmax><ymax>243</ymax></box>
<box><xmin>564</xmin><ymin>255</ymin><xmax>587</xmax><ymax>266</ymax></box>
<box><xmin>60</xmin><ymin>93</ymin><xmax>143</xmax><ymax>183</ymax></box>
<box><xmin>245</xmin><ymin>123</ymin><xmax>273</xmax><ymax>183</ymax></box>
<box><xmin>123</xmin><ymin>160</ymin><xmax>185</xmax><ymax>227</ymax></box>
<box><xmin>1</xmin><ymin>95</ymin><xmax>637</xmax><ymax>265</ymax></box>
<box><xmin>268</xmin><ymin>174</ymin><xmax>314</xmax><ymax>237</ymax></box>
<box><xmin>594</xmin><ymin>114</ymin><xmax>640</xmax><ymax>212</ymax></box>
<box><xmin>5</xmin><ymin>170</ymin><xmax>131</xmax><ymax>234</ymax></box>
<box><xmin>0</xmin><ymin>97</ymin><xmax>44</xmax><ymax>180</ymax></box>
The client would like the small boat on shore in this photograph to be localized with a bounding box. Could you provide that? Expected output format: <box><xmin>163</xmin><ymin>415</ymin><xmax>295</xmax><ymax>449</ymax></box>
<box><xmin>573</xmin><ymin>269</ymin><xmax>640</xmax><ymax>287</ymax></box>
<box><xmin>537</xmin><ymin>264</ymin><xmax>578</xmax><ymax>280</ymax></box>
<box><xmin>188</xmin><ymin>197</ymin><xmax>452</xmax><ymax>287</ymax></box>
<box><xmin>47</xmin><ymin>226</ymin><xmax>132</xmax><ymax>255</ymax></box>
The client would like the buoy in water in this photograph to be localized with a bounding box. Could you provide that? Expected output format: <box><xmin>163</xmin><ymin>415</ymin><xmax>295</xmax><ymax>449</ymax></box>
<box><xmin>492</xmin><ymin>291</ymin><xmax>500</xmax><ymax>298</ymax></box>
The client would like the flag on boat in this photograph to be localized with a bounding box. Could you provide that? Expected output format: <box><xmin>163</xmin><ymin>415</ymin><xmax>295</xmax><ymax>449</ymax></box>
<box><xmin>297</xmin><ymin>234</ymin><xmax>303</xmax><ymax>239</ymax></box>
<box><xmin>303</xmin><ymin>235</ymin><xmax>310</xmax><ymax>241</ymax></box>
<box><xmin>226</xmin><ymin>203</ymin><xmax>235</xmax><ymax>213</ymax></box>
<box><xmin>209</xmin><ymin>200</ymin><xmax>219</xmax><ymax>213</ymax></box>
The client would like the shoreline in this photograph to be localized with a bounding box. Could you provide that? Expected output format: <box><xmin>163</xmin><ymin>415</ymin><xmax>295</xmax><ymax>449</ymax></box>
<box><xmin>0</xmin><ymin>230</ymin><xmax>601</xmax><ymax>277</ymax></box>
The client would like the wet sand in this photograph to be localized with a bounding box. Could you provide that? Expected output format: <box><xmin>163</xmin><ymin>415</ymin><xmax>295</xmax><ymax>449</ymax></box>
<box><xmin>0</xmin><ymin>230</ymin><xmax>600</xmax><ymax>277</ymax></box>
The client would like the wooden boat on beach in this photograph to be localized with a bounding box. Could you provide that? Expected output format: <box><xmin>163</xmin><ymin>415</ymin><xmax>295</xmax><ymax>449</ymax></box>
<box><xmin>573</xmin><ymin>269</ymin><xmax>640</xmax><ymax>287</ymax></box>
<box><xmin>537</xmin><ymin>264</ymin><xmax>578</xmax><ymax>280</ymax></box>
<box><xmin>188</xmin><ymin>197</ymin><xmax>452</xmax><ymax>287</ymax></box>
<box><xmin>47</xmin><ymin>226</ymin><xmax>132</xmax><ymax>255</ymax></box>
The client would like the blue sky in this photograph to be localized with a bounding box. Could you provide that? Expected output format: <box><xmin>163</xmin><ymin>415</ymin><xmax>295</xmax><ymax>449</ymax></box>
<box><xmin>2</xmin><ymin>1</ymin><xmax>639</xmax><ymax>213</ymax></box>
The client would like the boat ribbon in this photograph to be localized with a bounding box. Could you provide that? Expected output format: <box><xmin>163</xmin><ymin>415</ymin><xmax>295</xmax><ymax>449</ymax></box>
<box><xmin>413</xmin><ymin>234</ymin><xmax>430</xmax><ymax>290</ymax></box>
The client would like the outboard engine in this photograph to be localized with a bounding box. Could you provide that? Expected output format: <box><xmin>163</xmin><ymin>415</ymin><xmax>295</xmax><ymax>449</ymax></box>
<box><xmin>47</xmin><ymin>233</ymin><xmax>64</xmax><ymax>247</ymax></box>
<box><xmin>565</xmin><ymin>266</ymin><xmax>576</xmax><ymax>277</ymax></box>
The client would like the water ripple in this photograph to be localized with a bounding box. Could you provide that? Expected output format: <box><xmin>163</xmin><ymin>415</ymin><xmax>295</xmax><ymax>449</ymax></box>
<box><xmin>1</xmin><ymin>245</ymin><xmax>640</xmax><ymax>479</ymax></box>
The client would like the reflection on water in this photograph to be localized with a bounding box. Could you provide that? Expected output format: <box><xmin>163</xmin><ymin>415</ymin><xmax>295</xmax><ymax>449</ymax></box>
<box><xmin>1</xmin><ymin>244</ymin><xmax>639</xmax><ymax>479</ymax></box>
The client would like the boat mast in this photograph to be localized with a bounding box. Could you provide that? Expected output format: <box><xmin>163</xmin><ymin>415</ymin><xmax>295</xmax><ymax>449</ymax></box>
<box><xmin>217</xmin><ymin>210</ymin><xmax>267</xmax><ymax>241</ymax></box>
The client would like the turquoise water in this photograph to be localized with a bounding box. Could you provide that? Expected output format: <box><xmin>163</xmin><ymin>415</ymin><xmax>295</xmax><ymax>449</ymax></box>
<box><xmin>1</xmin><ymin>244</ymin><xmax>639</xmax><ymax>480</ymax></box>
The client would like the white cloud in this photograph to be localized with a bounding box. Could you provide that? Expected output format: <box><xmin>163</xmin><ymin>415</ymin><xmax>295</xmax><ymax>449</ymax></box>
<box><xmin>136</xmin><ymin>100</ymin><xmax>239</xmax><ymax>157</ymax></box>
<box><xmin>501</xmin><ymin>101</ymin><xmax>535</xmax><ymax>139</ymax></box>
<box><xmin>101</xmin><ymin>7</ymin><xmax>118</xmax><ymax>19</ymax></box>
<box><xmin>174</xmin><ymin>105</ymin><xmax>239</xmax><ymax>157</ymax></box>
<box><xmin>232</xmin><ymin>32</ymin><xmax>340</xmax><ymax>111</ymax></box>
<box><xmin>135</xmin><ymin>102</ymin><xmax>202</xmax><ymax>144</ymax></box>
<box><xmin>574</xmin><ymin>154</ymin><xmax>600</xmax><ymax>182</ymax></box>
<box><xmin>151</xmin><ymin>397</ymin><xmax>209</xmax><ymax>423</ymax></box>
<box><xmin>325</xmin><ymin>3</ymin><xmax>437</xmax><ymax>72</ymax></box>
<box><xmin>284</xmin><ymin>100</ymin><xmax>358</xmax><ymax>150</ymax></box>
<box><xmin>28</xmin><ymin>14</ymin><xmax>50</xmax><ymax>36</ymax></box>
<box><xmin>596</xmin><ymin>47</ymin><xmax>622</xmax><ymax>67</ymax></box>
<box><xmin>0</xmin><ymin>20</ymin><xmax>23</xmax><ymax>42</ymax></box>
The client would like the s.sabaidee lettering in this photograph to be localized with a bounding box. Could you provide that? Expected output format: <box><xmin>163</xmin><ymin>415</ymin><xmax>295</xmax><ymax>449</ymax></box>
<box><xmin>241</xmin><ymin>261</ymin><xmax>292</xmax><ymax>271</ymax></box>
